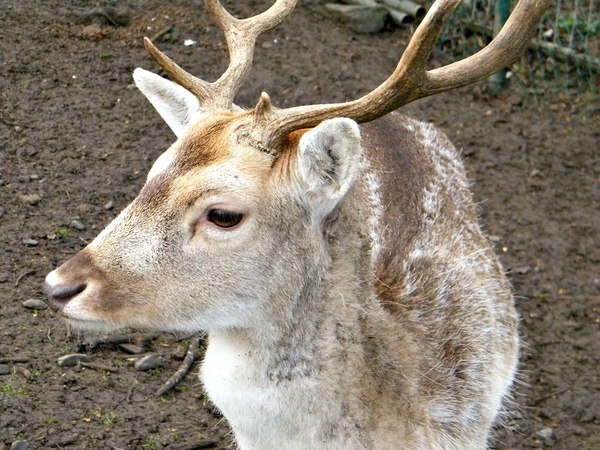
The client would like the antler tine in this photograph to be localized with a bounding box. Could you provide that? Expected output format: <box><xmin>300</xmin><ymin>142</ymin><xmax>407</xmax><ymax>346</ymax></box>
<box><xmin>265</xmin><ymin>0</ymin><xmax>550</xmax><ymax>145</ymax></box>
<box><xmin>206</xmin><ymin>0</ymin><xmax>299</xmax><ymax>109</ymax></box>
<box><xmin>143</xmin><ymin>37</ymin><xmax>214</xmax><ymax>106</ymax></box>
<box><xmin>423</xmin><ymin>0</ymin><xmax>550</xmax><ymax>95</ymax></box>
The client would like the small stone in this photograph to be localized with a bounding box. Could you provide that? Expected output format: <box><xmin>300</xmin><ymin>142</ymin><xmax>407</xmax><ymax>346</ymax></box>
<box><xmin>70</xmin><ymin>220</ymin><xmax>86</xmax><ymax>230</ymax></box>
<box><xmin>62</xmin><ymin>370</ymin><xmax>78</xmax><ymax>385</ymax></box>
<box><xmin>22</xmin><ymin>239</ymin><xmax>38</xmax><ymax>247</ymax></box>
<box><xmin>22</xmin><ymin>299</ymin><xmax>48</xmax><ymax>310</ymax></box>
<box><xmin>18</xmin><ymin>194</ymin><xmax>41</xmax><ymax>206</ymax></box>
<box><xmin>104</xmin><ymin>200</ymin><xmax>114</xmax><ymax>210</ymax></box>
<box><xmin>173</xmin><ymin>345</ymin><xmax>188</xmax><ymax>360</ymax></box>
<box><xmin>571</xmin><ymin>425</ymin><xmax>589</xmax><ymax>436</ymax></box>
<box><xmin>0</xmin><ymin>364</ymin><xmax>11</xmax><ymax>375</ymax></box>
<box><xmin>513</xmin><ymin>266</ymin><xmax>530</xmax><ymax>275</ymax></box>
<box><xmin>76</xmin><ymin>203</ymin><xmax>94</xmax><ymax>214</ymax></box>
<box><xmin>0</xmin><ymin>272</ymin><xmax>9</xmax><ymax>283</ymax></box>
<box><xmin>535</xmin><ymin>427</ymin><xmax>555</xmax><ymax>440</ymax></box>
<box><xmin>119</xmin><ymin>343</ymin><xmax>145</xmax><ymax>354</ymax></box>
<box><xmin>134</xmin><ymin>354</ymin><xmax>161</xmax><ymax>371</ymax></box>
<box><xmin>29</xmin><ymin>174</ymin><xmax>39</xmax><ymax>181</ymax></box>
<box><xmin>488</xmin><ymin>235</ymin><xmax>501</xmax><ymax>243</ymax></box>
<box><xmin>10</xmin><ymin>441</ymin><xmax>31</xmax><ymax>450</ymax></box>
<box><xmin>58</xmin><ymin>354</ymin><xmax>89</xmax><ymax>367</ymax></box>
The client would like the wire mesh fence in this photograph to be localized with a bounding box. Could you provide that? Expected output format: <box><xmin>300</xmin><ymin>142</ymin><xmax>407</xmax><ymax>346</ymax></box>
<box><xmin>438</xmin><ymin>0</ymin><xmax>599</xmax><ymax>104</ymax></box>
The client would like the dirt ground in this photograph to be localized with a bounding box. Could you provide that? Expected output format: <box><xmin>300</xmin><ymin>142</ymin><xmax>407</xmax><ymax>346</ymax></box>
<box><xmin>0</xmin><ymin>0</ymin><xmax>598</xmax><ymax>449</ymax></box>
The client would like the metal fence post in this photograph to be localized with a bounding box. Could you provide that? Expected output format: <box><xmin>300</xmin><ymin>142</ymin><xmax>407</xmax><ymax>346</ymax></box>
<box><xmin>488</xmin><ymin>0</ymin><xmax>511</xmax><ymax>94</ymax></box>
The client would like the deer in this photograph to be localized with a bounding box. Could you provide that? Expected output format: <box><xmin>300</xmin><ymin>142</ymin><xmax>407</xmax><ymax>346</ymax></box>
<box><xmin>44</xmin><ymin>0</ymin><xmax>549</xmax><ymax>448</ymax></box>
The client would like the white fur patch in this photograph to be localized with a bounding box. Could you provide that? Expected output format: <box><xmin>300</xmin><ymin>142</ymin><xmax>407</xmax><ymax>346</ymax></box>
<box><xmin>364</xmin><ymin>166</ymin><xmax>383</xmax><ymax>263</ymax></box>
<box><xmin>133</xmin><ymin>68</ymin><xmax>202</xmax><ymax>137</ymax></box>
<box><xmin>147</xmin><ymin>145</ymin><xmax>176</xmax><ymax>181</ymax></box>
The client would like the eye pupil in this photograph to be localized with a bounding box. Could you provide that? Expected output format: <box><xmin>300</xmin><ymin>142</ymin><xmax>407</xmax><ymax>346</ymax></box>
<box><xmin>207</xmin><ymin>209</ymin><xmax>243</xmax><ymax>228</ymax></box>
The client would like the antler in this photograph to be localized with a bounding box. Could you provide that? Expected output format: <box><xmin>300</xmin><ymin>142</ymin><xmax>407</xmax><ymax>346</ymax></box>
<box><xmin>264</xmin><ymin>0</ymin><xmax>550</xmax><ymax>145</ymax></box>
<box><xmin>143</xmin><ymin>0</ymin><xmax>550</xmax><ymax>146</ymax></box>
<box><xmin>144</xmin><ymin>0</ymin><xmax>298</xmax><ymax>110</ymax></box>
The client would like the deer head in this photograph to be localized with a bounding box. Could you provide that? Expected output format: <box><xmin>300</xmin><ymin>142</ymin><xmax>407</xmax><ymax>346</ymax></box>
<box><xmin>44</xmin><ymin>0</ymin><xmax>549</xmax><ymax>334</ymax></box>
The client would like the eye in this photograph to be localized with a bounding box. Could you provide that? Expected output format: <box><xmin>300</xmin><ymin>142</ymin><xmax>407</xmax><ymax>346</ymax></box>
<box><xmin>207</xmin><ymin>209</ymin><xmax>244</xmax><ymax>228</ymax></box>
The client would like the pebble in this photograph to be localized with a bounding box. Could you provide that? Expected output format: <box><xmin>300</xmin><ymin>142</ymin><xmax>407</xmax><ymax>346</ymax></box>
<box><xmin>29</xmin><ymin>174</ymin><xmax>39</xmax><ymax>181</ymax></box>
<box><xmin>10</xmin><ymin>441</ymin><xmax>31</xmax><ymax>450</ymax></box>
<box><xmin>134</xmin><ymin>354</ymin><xmax>161</xmax><ymax>371</ymax></box>
<box><xmin>119</xmin><ymin>343</ymin><xmax>145</xmax><ymax>354</ymax></box>
<box><xmin>488</xmin><ymin>235</ymin><xmax>501</xmax><ymax>243</ymax></box>
<box><xmin>22</xmin><ymin>239</ymin><xmax>38</xmax><ymax>247</ymax></box>
<box><xmin>104</xmin><ymin>200</ymin><xmax>114</xmax><ymax>210</ymax></box>
<box><xmin>70</xmin><ymin>220</ymin><xmax>86</xmax><ymax>230</ymax></box>
<box><xmin>57</xmin><ymin>354</ymin><xmax>89</xmax><ymax>367</ymax></box>
<box><xmin>535</xmin><ymin>427</ymin><xmax>555</xmax><ymax>440</ymax></box>
<box><xmin>513</xmin><ymin>266</ymin><xmax>530</xmax><ymax>275</ymax></box>
<box><xmin>18</xmin><ymin>194</ymin><xmax>41</xmax><ymax>206</ymax></box>
<box><xmin>22</xmin><ymin>299</ymin><xmax>48</xmax><ymax>310</ymax></box>
<box><xmin>0</xmin><ymin>272</ymin><xmax>9</xmax><ymax>283</ymax></box>
<box><xmin>0</xmin><ymin>364</ymin><xmax>11</xmax><ymax>375</ymax></box>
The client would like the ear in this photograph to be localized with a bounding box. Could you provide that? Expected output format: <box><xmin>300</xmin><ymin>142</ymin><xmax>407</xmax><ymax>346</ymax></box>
<box><xmin>296</xmin><ymin>118</ymin><xmax>362</xmax><ymax>220</ymax></box>
<box><xmin>133</xmin><ymin>68</ymin><xmax>202</xmax><ymax>138</ymax></box>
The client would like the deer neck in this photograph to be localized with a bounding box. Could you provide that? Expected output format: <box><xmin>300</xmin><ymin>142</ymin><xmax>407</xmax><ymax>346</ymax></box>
<box><xmin>204</xmin><ymin>173</ymin><xmax>376</xmax><ymax>379</ymax></box>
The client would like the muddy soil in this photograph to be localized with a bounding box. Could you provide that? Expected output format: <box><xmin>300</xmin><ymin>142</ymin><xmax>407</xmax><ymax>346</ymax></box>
<box><xmin>0</xmin><ymin>1</ymin><xmax>598</xmax><ymax>449</ymax></box>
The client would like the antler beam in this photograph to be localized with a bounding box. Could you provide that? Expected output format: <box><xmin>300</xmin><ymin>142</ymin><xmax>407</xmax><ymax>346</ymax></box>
<box><xmin>265</xmin><ymin>0</ymin><xmax>550</xmax><ymax>145</ymax></box>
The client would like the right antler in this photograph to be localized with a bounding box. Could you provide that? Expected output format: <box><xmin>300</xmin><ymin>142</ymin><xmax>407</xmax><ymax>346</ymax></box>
<box><xmin>263</xmin><ymin>0</ymin><xmax>550</xmax><ymax>145</ymax></box>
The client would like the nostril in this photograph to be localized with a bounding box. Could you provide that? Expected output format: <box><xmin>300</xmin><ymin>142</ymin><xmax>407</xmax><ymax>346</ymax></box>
<box><xmin>45</xmin><ymin>283</ymin><xmax>86</xmax><ymax>310</ymax></box>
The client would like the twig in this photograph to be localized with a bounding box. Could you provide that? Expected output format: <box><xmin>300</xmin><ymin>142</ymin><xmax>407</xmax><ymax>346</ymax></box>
<box><xmin>531</xmin><ymin>386</ymin><xmax>571</xmax><ymax>406</ymax></box>
<box><xmin>168</xmin><ymin>440</ymin><xmax>219</xmax><ymax>450</ymax></box>
<box><xmin>156</xmin><ymin>336</ymin><xmax>201</xmax><ymax>397</ymax></box>
<box><xmin>150</xmin><ymin>25</ymin><xmax>175</xmax><ymax>42</ymax></box>
<box><xmin>173</xmin><ymin>332</ymin><xmax>204</xmax><ymax>343</ymax></box>
<box><xmin>80</xmin><ymin>362</ymin><xmax>119</xmax><ymax>373</ymax></box>
<box><xmin>77</xmin><ymin>332</ymin><xmax>160</xmax><ymax>351</ymax></box>
<box><xmin>15</xmin><ymin>270</ymin><xmax>36</xmax><ymax>287</ymax></box>
<box><xmin>0</xmin><ymin>356</ymin><xmax>30</xmax><ymax>364</ymax></box>
<box><xmin>77</xmin><ymin>335</ymin><xmax>132</xmax><ymax>351</ymax></box>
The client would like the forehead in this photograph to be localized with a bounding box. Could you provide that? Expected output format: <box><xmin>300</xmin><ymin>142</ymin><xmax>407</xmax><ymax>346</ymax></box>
<box><xmin>138</xmin><ymin>114</ymin><xmax>275</xmax><ymax>210</ymax></box>
<box><xmin>174</xmin><ymin>115</ymin><xmax>233</xmax><ymax>172</ymax></box>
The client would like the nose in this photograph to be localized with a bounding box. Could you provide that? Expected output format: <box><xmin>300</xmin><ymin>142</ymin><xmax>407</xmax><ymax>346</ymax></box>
<box><xmin>44</xmin><ymin>280</ymin><xmax>86</xmax><ymax>311</ymax></box>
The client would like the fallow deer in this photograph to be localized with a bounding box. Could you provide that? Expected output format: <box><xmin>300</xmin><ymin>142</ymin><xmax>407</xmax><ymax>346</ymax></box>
<box><xmin>45</xmin><ymin>0</ymin><xmax>549</xmax><ymax>448</ymax></box>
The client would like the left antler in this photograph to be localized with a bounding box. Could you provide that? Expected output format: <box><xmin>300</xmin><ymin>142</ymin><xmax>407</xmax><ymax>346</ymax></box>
<box><xmin>144</xmin><ymin>0</ymin><xmax>298</xmax><ymax>110</ymax></box>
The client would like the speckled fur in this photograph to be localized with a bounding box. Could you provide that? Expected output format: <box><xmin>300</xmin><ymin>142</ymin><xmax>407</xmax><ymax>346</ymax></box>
<box><xmin>46</xmin><ymin>109</ymin><xmax>518</xmax><ymax>449</ymax></box>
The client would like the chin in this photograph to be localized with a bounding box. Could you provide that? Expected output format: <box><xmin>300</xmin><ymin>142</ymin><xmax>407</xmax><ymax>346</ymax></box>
<box><xmin>64</xmin><ymin>317</ymin><xmax>130</xmax><ymax>334</ymax></box>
